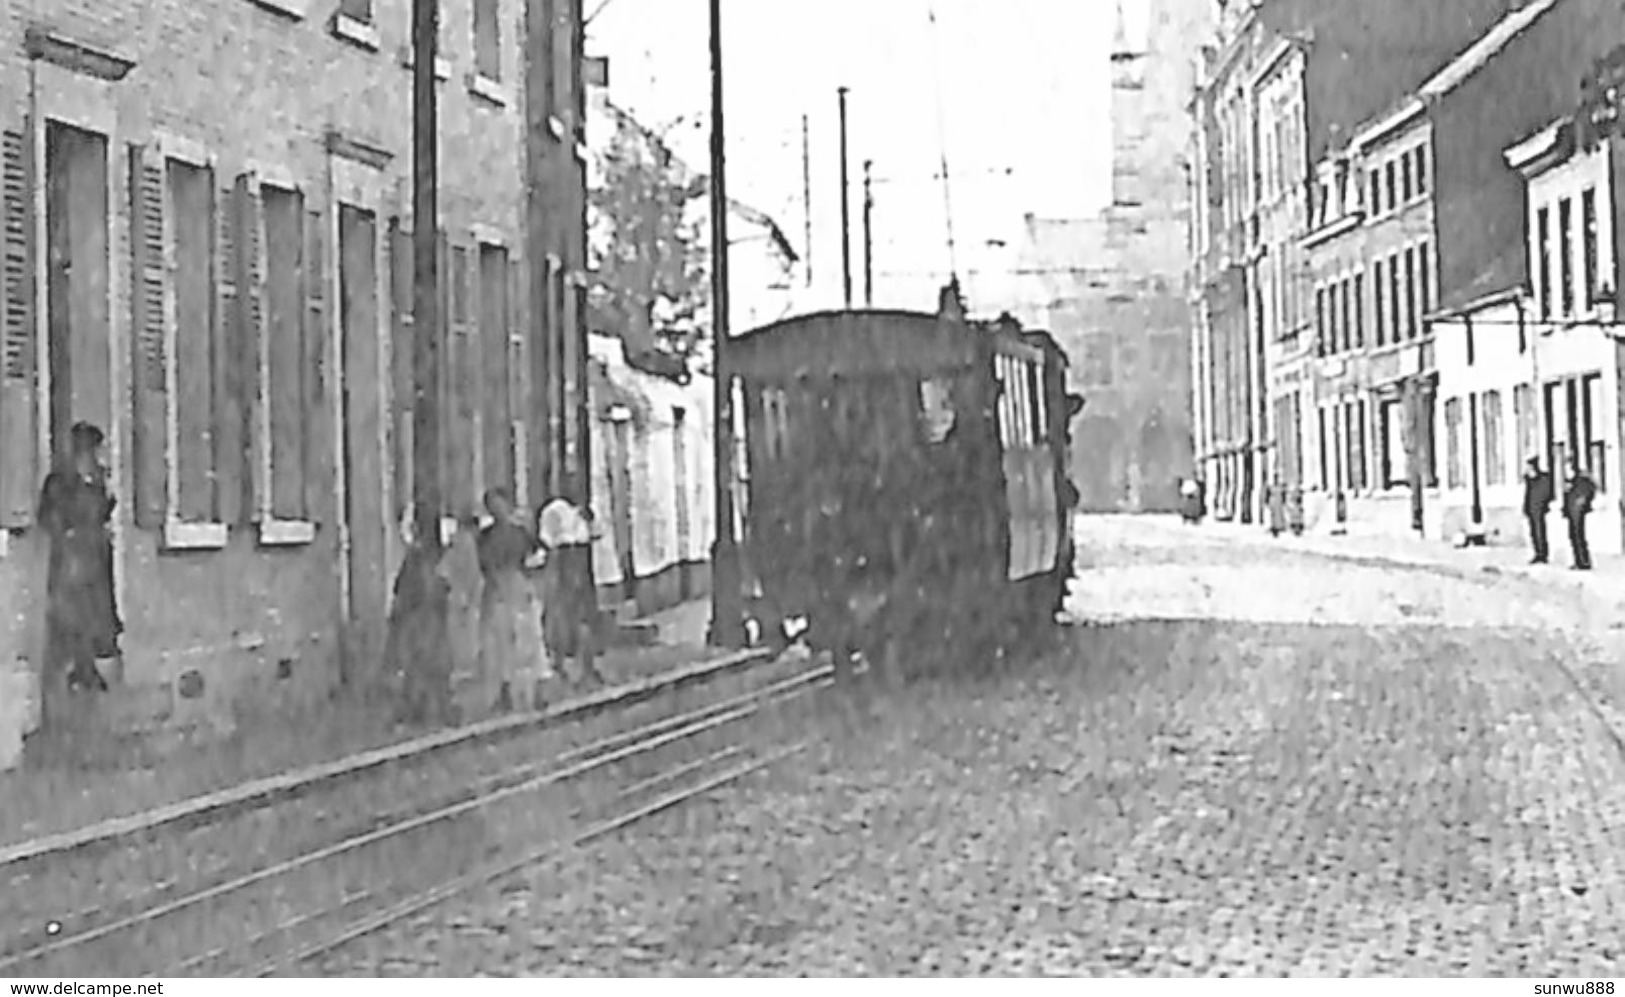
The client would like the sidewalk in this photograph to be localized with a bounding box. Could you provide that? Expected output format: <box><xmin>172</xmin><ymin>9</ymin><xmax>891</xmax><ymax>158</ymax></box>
<box><xmin>0</xmin><ymin>599</ymin><xmax>727</xmax><ymax>850</ymax></box>
<box><xmin>1207</xmin><ymin>516</ymin><xmax>1625</xmax><ymax>615</ymax></box>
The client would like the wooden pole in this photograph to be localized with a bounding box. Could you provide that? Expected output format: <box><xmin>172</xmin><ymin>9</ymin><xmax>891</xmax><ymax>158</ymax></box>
<box><xmin>707</xmin><ymin>0</ymin><xmax>743</xmax><ymax>647</ymax></box>
<box><xmin>838</xmin><ymin>86</ymin><xmax>852</xmax><ymax>309</ymax></box>
<box><xmin>411</xmin><ymin>0</ymin><xmax>442</xmax><ymax>549</ymax></box>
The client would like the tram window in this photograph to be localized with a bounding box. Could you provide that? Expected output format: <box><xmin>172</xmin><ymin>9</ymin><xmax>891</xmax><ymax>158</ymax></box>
<box><xmin>1012</xmin><ymin>362</ymin><xmax>1032</xmax><ymax>446</ymax></box>
<box><xmin>1029</xmin><ymin>361</ymin><xmax>1048</xmax><ymax>439</ymax></box>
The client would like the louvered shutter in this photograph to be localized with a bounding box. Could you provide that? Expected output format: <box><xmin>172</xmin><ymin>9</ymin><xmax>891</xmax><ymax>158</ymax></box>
<box><xmin>127</xmin><ymin>144</ymin><xmax>167</xmax><ymax>528</ymax></box>
<box><xmin>478</xmin><ymin>247</ymin><xmax>510</xmax><ymax>496</ymax></box>
<box><xmin>436</xmin><ymin>230</ymin><xmax>452</xmax><ymax>516</ymax></box>
<box><xmin>389</xmin><ymin>220</ymin><xmax>413</xmax><ymax>523</ymax></box>
<box><xmin>236</xmin><ymin>176</ymin><xmax>267</xmax><ymax>522</ymax></box>
<box><xmin>303</xmin><ymin>203</ymin><xmax>331</xmax><ymax>522</ymax></box>
<box><xmin>508</xmin><ymin>256</ymin><xmax>528</xmax><ymax>507</ymax></box>
<box><xmin>449</xmin><ymin>245</ymin><xmax>478</xmax><ymax>512</ymax></box>
<box><xmin>0</xmin><ymin>125</ymin><xmax>36</xmax><ymax>528</ymax></box>
<box><xmin>213</xmin><ymin>175</ymin><xmax>244</xmax><ymax>524</ymax></box>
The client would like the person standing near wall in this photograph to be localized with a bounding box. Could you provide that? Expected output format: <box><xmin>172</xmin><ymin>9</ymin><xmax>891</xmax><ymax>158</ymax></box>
<box><xmin>1522</xmin><ymin>457</ymin><xmax>1553</xmax><ymax>565</ymax></box>
<box><xmin>37</xmin><ymin>422</ymin><xmax>122</xmax><ymax>694</ymax></box>
<box><xmin>538</xmin><ymin>475</ymin><xmax>606</xmax><ymax>687</ymax></box>
<box><xmin>1563</xmin><ymin>462</ymin><xmax>1596</xmax><ymax>571</ymax></box>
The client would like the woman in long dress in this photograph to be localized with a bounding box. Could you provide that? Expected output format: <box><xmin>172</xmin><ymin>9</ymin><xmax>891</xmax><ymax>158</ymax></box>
<box><xmin>384</xmin><ymin>506</ymin><xmax>454</xmax><ymax>726</ymax></box>
<box><xmin>37</xmin><ymin>421</ymin><xmax>122</xmax><ymax>693</ymax></box>
<box><xmin>476</xmin><ymin>488</ymin><xmax>554</xmax><ymax>713</ymax></box>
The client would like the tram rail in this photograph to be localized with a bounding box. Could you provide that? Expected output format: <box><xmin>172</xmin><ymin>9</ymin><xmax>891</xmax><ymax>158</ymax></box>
<box><xmin>0</xmin><ymin>648</ymin><xmax>832</xmax><ymax>977</ymax></box>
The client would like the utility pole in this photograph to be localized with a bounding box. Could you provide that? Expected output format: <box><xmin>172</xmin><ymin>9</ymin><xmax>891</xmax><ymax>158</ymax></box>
<box><xmin>411</xmin><ymin>0</ymin><xmax>441</xmax><ymax>550</ymax></box>
<box><xmin>837</xmin><ymin>85</ymin><xmax>852</xmax><ymax>309</ymax></box>
<box><xmin>707</xmin><ymin>0</ymin><xmax>743</xmax><ymax>648</ymax></box>
<box><xmin>862</xmin><ymin>158</ymin><xmax>874</xmax><ymax>307</ymax></box>
<box><xmin>801</xmin><ymin>112</ymin><xmax>813</xmax><ymax>289</ymax></box>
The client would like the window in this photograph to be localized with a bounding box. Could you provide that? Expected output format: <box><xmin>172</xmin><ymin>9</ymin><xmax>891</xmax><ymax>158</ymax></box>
<box><xmin>1373</xmin><ymin>260</ymin><xmax>1387</xmax><ymax>346</ymax></box>
<box><xmin>1418</xmin><ymin>240</ymin><xmax>1432</xmax><ymax>317</ymax></box>
<box><xmin>1339</xmin><ymin>279</ymin><xmax>1352</xmax><ymax>353</ymax></box>
<box><xmin>1380</xmin><ymin>398</ymin><xmax>1407</xmax><ymax>488</ymax></box>
<box><xmin>1559</xmin><ymin>197</ymin><xmax>1574</xmax><ymax>317</ymax></box>
<box><xmin>1514</xmin><ymin>384</ymin><xmax>1536</xmax><ymax>468</ymax></box>
<box><xmin>168</xmin><ymin>159</ymin><xmax>220</xmax><ymax>525</ymax></box>
<box><xmin>261</xmin><ymin>184</ymin><xmax>311</xmax><ymax>522</ymax></box>
<box><xmin>339</xmin><ymin>0</ymin><xmax>372</xmax><ymax>22</ymax></box>
<box><xmin>1404</xmin><ymin>246</ymin><xmax>1417</xmax><ymax>339</ymax></box>
<box><xmin>1315</xmin><ymin>286</ymin><xmax>1327</xmax><ymax>355</ymax></box>
<box><xmin>1401</xmin><ymin>153</ymin><xmax>1413</xmax><ymax>202</ymax></box>
<box><xmin>1389</xmin><ymin>251</ymin><xmax>1402</xmax><ymax>342</ymax></box>
<box><xmin>1318</xmin><ymin>406</ymin><xmax>1330</xmax><ymax>490</ymax></box>
<box><xmin>1081</xmin><ymin>334</ymin><xmax>1113</xmax><ymax>387</ymax></box>
<box><xmin>1544</xmin><ymin>373</ymin><xmax>1605</xmax><ymax>489</ymax></box>
<box><xmin>474</xmin><ymin>0</ymin><xmax>502</xmax><ymax>82</ymax></box>
<box><xmin>1583</xmin><ymin>187</ymin><xmax>1599</xmax><ymax>309</ymax></box>
<box><xmin>1537</xmin><ymin>206</ymin><xmax>1552</xmax><ymax>320</ymax></box>
<box><xmin>1353</xmin><ymin>273</ymin><xmax>1365</xmax><ymax>350</ymax></box>
<box><xmin>1351</xmin><ymin>399</ymin><xmax>1368</xmax><ymax>491</ymax></box>
<box><xmin>1385</xmin><ymin>160</ymin><xmax>1397</xmax><ymax>212</ymax></box>
<box><xmin>1414</xmin><ymin>145</ymin><xmax>1429</xmax><ymax>196</ymax></box>
<box><xmin>1483</xmin><ymin>389</ymin><xmax>1504</xmax><ymax>486</ymax></box>
<box><xmin>1445</xmin><ymin>397</ymin><xmax>1463</xmax><ymax>489</ymax></box>
<box><xmin>1368</xmin><ymin>168</ymin><xmax>1382</xmax><ymax>215</ymax></box>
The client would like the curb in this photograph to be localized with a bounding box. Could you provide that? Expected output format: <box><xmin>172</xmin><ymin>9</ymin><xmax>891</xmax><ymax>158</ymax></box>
<box><xmin>0</xmin><ymin>646</ymin><xmax>773</xmax><ymax>871</ymax></box>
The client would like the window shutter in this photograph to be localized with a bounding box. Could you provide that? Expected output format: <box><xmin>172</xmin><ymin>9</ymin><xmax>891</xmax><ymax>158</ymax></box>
<box><xmin>508</xmin><ymin>256</ymin><xmax>528</xmax><ymax>507</ymax></box>
<box><xmin>303</xmin><ymin>204</ymin><xmax>331</xmax><ymax>522</ymax></box>
<box><xmin>235</xmin><ymin>175</ymin><xmax>267</xmax><ymax>522</ymax></box>
<box><xmin>127</xmin><ymin>144</ymin><xmax>168</xmax><ymax>529</ymax></box>
<box><xmin>449</xmin><ymin>245</ymin><xmax>478</xmax><ymax>513</ymax></box>
<box><xmin>389</xmin><ymin>220</ymin><xmax>413</xmax><ymax>523</ymax></box>
<box><xmin>0</xmin><ymin>125</ymin><xmax>36</xmax><ymax>529</ymax></box>
<box><xmin>436</xmin><ymin>230</ymin><xmax>453</xmax><ymax>515</ymax></box>
<box><xmin>0</xmin><ymin>124</ymin><xmax>36</xmax><ymax>529</ymax></box>
<box><xmin>214</xmin><ymin>176</ymin><xmax>244</xmax><ymax>525</ymax></box>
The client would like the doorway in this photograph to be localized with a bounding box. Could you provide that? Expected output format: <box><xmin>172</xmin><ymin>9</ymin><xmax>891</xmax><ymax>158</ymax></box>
<box><xmin>39</xmin><ymin>120</ymin><xmax>112</xmax><ymax>742</ymax></box>
<box><xmin>608</xmin><ymin>416</ymin><xmax>636</xmax><ymax>608</ymax></box>
<box><xmin>45</xmin><ymin>122</ymin><xmax>111</xmax><ymax>464</ymax></box>
<box><xmin>338</xmin><ymin>204</ymin><xmax>387</xmax><ymax>680</ymax></box>
<box><xmin>672</xmin><ymin>406</ymin><xmax>690</xmax><ymax>599</ymax></box>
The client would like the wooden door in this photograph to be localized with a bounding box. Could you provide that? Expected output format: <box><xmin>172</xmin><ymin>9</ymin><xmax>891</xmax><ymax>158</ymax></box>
<box><xmin>338</xmin><ymin>204</ymin><xmax>387</xmax><ymax>676</ymax></box>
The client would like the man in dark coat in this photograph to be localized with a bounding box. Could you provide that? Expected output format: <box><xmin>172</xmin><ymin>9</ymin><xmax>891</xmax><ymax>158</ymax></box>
<box><xmin>1563</xmin><ymin>461</ymin><xmax>1597</xmax><ymax>571</ymax></box>
<box><xmin>37</xmin><ymin>422</ymin><xmax>121</xmax><ymax>693</ymax></box>
<box><xmin>1522</xmin><ymin>457</ymin><xmax>1554</xmax><ymax>564</ymax></box>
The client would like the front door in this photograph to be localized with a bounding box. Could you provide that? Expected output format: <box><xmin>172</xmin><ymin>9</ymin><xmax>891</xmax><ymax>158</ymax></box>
<box><xmin>40</xmin><ymin>120</ymin><xmax>112</xmax><ymax>734</ymax></box>
<box><xmin>609</xmin><ymin>418</ymin><xmax>636</xmax><ymax>607</ymax></box>
<box><xmin>338</xmin><ymin>204</ymin><xmax>388</xmax><ymax>681</ymax></box>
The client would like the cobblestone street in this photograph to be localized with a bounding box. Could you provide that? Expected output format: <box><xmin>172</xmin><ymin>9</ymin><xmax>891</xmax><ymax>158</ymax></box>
<box><xmin>320</xmin><ymin>516</ymin><xmax>1625</xmax><ymax>976</ymax></box>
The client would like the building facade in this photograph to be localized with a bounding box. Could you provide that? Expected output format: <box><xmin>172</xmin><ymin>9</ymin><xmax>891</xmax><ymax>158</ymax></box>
<box><xmin>1433</xmin><ymin>83</ymin><xmax>1625</xmax><ymax>553</ymax></box>
<box><xmin>1189</xmin><ymin>0</ymin><xmax>1519</xmax><ymax>528</ymax></box>
<box><xmin>0</xmin><ymin>0</ymin><xmax>585</xmax><ymax>753</ymax></box>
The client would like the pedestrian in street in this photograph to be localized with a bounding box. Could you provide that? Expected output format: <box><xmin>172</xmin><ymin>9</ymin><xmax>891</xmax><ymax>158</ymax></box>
<box><xmin>477</xmin><ymin>488</ymin><xmax>554</xmax><ymax>713</ymax></box>
<box><xmin>384</xmin><ymin>506</ymin><xmax>455</xmax><ymax>728</ymax></box>
<box><xmin>1522</xmin><ymin>457</ymin><xmax>1554</xmax><ymax>564</ymax></box>
<box><xmin>1267</xmin><ymin>479</ymin><xmax>1287</xmax><ymax>537</ymax></box>
<box><xmin>537</xmin><ymin>477</ymin><xmax>606</xmax><ymax>688</ymax></box>
<box><xmin>37</xmin><ymin>421</ymin><xmax>122</xmax><ymax>694</ymax></box>
<box><xmin>1564</xmin><ymin>461</ymin><xmax>1597</xmax><ymax>571</ymax></box>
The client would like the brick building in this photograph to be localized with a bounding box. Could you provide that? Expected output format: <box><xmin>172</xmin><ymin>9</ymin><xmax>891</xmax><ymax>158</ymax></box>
<box><xmin>0</xmin><ymin>0</ymin><xmax>586</xmax><ymax>753</ymax></box>
<box><xmin>1188</xmin><ymin>0</ymin><xmax>1510</xmax><ymax>526</ymax></box>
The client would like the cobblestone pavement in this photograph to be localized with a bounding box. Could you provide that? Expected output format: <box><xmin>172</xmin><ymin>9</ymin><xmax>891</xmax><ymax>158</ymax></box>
<box><xmin>320</xmin><ymin>517</ymin><xmax>1625</xmax><ymax>976</ymax></box>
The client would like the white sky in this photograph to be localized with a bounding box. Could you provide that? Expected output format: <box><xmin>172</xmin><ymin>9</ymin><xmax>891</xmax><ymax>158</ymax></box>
<box><xmin>585</xmin><ymin>0</ymin><xmax>1118</xmax><ymax>313</ymax></box>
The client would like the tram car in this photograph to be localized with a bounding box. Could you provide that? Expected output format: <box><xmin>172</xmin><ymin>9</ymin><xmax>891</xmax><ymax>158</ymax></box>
<box><xmin>728</xmin><ymin>303</ymin><xmax>1083</xmax><ymax>677</ymax></box>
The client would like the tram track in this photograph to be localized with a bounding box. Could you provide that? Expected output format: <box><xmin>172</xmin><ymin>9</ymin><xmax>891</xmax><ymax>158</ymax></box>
<box><xmin>0</xmin><ymin>649</ymin><xmax>833</xmax><ymax>977</ymax></box>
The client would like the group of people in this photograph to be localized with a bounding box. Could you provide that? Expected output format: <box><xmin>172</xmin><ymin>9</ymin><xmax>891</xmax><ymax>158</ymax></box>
<box><xmin>387</xmin><ymin>477</ymin><xmax>605</xmax><ymax>726</ymax></box>
<box><xmin>1521</xmin><ymin>457</ymin><xmax>1598</xmax><ymax>570</ymax></box>
<box><xmin>34</xmin><ymin>418</ymin><xmax>603</xmax><ymax>728</ymax></box>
